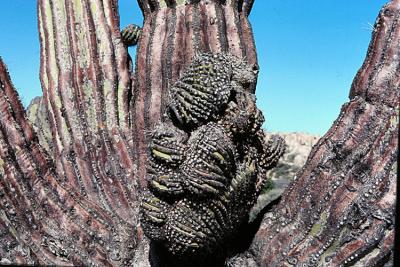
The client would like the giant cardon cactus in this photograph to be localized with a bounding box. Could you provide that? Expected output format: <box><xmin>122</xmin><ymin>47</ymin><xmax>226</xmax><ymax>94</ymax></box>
<box><xmin>0</xmin><ymin>0</ymin><xmax>398</xmax><ymax>266</ymax></box>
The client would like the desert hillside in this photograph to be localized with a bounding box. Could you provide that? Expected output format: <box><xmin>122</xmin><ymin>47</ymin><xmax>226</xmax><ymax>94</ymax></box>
<box><xmin>269</xmin><ymin>132</ymin><xmax>320</xmax><ymax>182</ymax></box>
<box><xmin>250</xmin><ymin>132</ymin><xmax>320</xmax><ymax>220</ymax></box>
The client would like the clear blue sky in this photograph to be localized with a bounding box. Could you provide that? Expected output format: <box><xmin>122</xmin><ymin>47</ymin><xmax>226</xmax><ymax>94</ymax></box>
<box><xmin>0</xmin><ymin>1</ymin><xmax>388</xmax><ymax>135</ymax></box>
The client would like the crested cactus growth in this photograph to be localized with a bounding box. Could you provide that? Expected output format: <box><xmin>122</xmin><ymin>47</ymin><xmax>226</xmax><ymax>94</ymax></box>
<box><xmin>168</xmin><ymin>53</ymin><xmax>258</xmax><ymax>128</ymax></box>
<box><xmin>140</xmin><ymin>53</ymin><xmax>285</xmax><ymax>261</ymax></box>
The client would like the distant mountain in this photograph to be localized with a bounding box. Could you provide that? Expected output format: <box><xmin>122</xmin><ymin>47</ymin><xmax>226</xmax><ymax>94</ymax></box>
<box><xmin>268</xmin><ymin>132</ymin><xmax>320</xmax><ymax>182</ymax></box>
<box><xmin>250</xmin><ymin>132</ymin><xmax>320</xmax><ymax>221</ymax></box>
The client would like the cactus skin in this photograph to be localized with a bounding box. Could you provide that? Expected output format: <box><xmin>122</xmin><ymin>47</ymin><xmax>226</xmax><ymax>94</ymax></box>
<box><xmin>140</xmin><ymin>52</ymin><xmax>285</xmax><ymax>261</ymax></box>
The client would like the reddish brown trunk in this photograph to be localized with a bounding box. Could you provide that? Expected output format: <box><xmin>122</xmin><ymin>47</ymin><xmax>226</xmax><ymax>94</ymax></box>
<box><xmin>37</xmin><ymin>0</ymin><xmax>139</xmax><ymax>223</ymax></box>
<box><xmin>228</xmin><ymin>1</ymin><xmax>399</xmax><ymax>266</ymax></box>
<box><xmin>0</xmin><ymin>57</ymin><xmax>137</xmax><ymax>266</ymax></box>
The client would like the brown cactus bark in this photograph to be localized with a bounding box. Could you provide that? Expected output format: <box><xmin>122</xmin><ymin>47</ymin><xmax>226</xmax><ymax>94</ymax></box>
<box><xmin>229</xmin><ymin>1</ymin><xmax>399</xmax><ymax>266</ymax></box>
<box><xmin>0</xmin><ymin>57</ymin><xmax>137</xmax><ymax>266</ymax></box>
<box><xmin>0</xmin><ymin>0</ymin><xmax>397</xmax><ymax>266</ymax></box>
<box><xmin>37</xmin><ymin>0</ymin><xmax>141</xmax><ymax>224</ymax></box>
<box><xmin>1</xmin><ymin>0</ymin><xmax>141</xmax><ymax>265</ymax></box>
